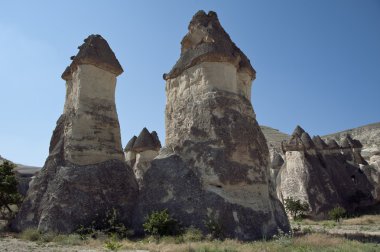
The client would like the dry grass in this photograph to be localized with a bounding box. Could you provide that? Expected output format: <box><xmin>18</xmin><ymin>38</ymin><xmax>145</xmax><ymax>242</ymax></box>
<box><xmin>14</xmin><ymin>228</ymin><xmax>379</xmax><ymax>252</ymax></box>
<box><xmin>117</xmin><ymin>233</ymin><xmax>379</xmax><ymax>252</ymax></box>
<box><xmin>293</xmin><ymin>233</ymin><xmax>344</xmax><ymax>247</ymax></box>
<box><xmin>343</xmin><ymin>215</ymin><xmax>380</xmax><ymax>225</ymax></box>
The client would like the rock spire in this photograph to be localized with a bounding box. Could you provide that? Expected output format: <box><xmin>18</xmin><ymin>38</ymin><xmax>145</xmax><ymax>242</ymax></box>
<box><xmin>13</xmin><ymin>35</ymin><xmax>138</xmax><ymax>233</ymax></box>
<box><xmin>135</xmin><ymin>11</ymin><xmax>289</xmax><ymax>240</ymax></box>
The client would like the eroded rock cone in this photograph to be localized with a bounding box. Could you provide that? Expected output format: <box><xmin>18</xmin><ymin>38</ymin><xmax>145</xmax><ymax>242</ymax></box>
<box><xmin>277</xmin><ymin>126</ymin><xmax>374</xmax><ymax>218</ymax></box>
<box><xmin>124</xmin><ymin>128</ymin><xmax>161</xmax><ymax>185</ymax></box>
<box><xmin>13</xmin><ymin>35</ymin><xmax>138</xmax><ymax>233</ymax></box>
<box><xmin>135</xmin><ymin>10</ymin><xmax>290</xmax><ymax>240</ymax></box>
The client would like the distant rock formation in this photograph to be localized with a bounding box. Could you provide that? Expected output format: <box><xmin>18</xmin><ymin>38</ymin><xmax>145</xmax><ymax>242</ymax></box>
<box><xmin>124</xmin><ymin>128</ymin><xmax>161</xmax><ymax>185</ymax></box>
<box><xmin>361</xmin><ymin>155</ymin><xmax>380</xmax><ymax>201</ymax></box>
<box><xmin>134</xmin><ymin>11</ymin><xmax>290</xmax><ymax>240</ymax></box>
<box><xmin>260</xmin><ymin>126</ymin><xmax>290</xmax><ymax>160</ymax></box>
<box><xmin>13</xmin><ymin>35</ymin><xmax>138</xmax><ymax>233</ymax></box>
<box><xmin>323</xmin><ymin>122</ymin><xmax>380</xmax><ymax>162</ymax></box>
<box><xmin>278</xmin><ymin>126</ymin><xmax>374</xmax><ymax>218</ymax></box>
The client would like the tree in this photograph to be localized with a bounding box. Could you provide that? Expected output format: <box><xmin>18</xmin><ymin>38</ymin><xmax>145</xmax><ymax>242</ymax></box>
<box><xmin>328</xmin><ymin>206</ymin><xmax>346</xmax><ymax>222</ymax></box>
<box><xmin>0</xmin><ymin>161</ymin><xmax>23</xmax><ymax>219</ymax></box>
<box><xmin>283</xmin><ymin>197</ymin><xmax>310</xmax><ymax>220</ymax></box>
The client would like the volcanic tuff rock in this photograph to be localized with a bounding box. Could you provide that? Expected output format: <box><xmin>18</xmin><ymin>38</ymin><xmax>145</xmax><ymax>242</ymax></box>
<box><xmin>260</xmin><ymin>126</ymin><xmax>290</xmax><ymax>161</ymax></box>
<box><xmin>323</xmin><ymin>122</ymin><xmax>380</xmax><ymax>161</ymax></box>
<box><xmin>277</xmin><ymin>126</ymin><xmax>374</xmax><ymax>218</ymax></box>
<box><xmin>135</xmin><ymin>11</ymin><xmax>290</xmax><ymax>240</ymax></box>
<box><xmin>124</xmin><ymin>128</ymin><xmax>161</xmax><ymax>185</ymax></box>
<box><xmin>13</xmin><ymin>35</ymin><xmax>138</xmax><ymax>233</ymax></box>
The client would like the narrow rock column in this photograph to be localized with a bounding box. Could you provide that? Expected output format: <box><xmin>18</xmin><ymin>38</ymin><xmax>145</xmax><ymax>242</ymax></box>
<box><xmin>124</xmin><ymin>128</ymin><xmax>161</xmax><ymax>185</ymax></box>
<box><xmin>13</xmin><ymin>35</ymin><xmax>138</xmax><ymax>233</ymax></box>
<box><xmin>136</xmin><ymin>11</ymin><xmax>290</xmax><ymax>240</ymax></box>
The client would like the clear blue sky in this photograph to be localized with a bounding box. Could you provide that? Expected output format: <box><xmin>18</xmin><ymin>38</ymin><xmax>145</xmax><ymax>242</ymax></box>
<box><xmin>0</xmin><ymin>0</ymin><xmax>379</xmax><ymax>166</ymax></box>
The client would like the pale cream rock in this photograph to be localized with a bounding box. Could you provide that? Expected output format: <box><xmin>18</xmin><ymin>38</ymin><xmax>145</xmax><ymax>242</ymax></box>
<box><xmin>63</xmin><ymin>64</ymin><xmax>124</xmax><ymax>165</ymax></box>
<box><xmin>165</xmin><ymin>62</ymin><xmax>252</xmax><ymax>146</ymax></box>
<box><xmin>133</xmin><ymin>149</ymin><xmax>159</xmax><ymax>182</ymax></box>
<box><xmin>277</xmin><ymin>151</ymin><xmax>310</xmax><ymax>204</ymax></box>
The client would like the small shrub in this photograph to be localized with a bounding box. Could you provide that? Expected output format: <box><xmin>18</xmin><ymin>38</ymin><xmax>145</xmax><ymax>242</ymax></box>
<box><xmin>284</xmin><ymin>197</ymin><xmax>310</xmax><ymax>220</ymax></box>
<box><xmin>183</xmin><ymin>227</ymin><xmax>203</xmax><ymax>242</ymax></box>
<box><xmin>301</xmin><ymin>226</ymin><xmax>314</xmax><ymax>234</ymax></box>
<box><xmin>103</xmin><ymin>208</ymin><xmax>131</xmax><ymax>239</ymax></box>
<box><xmin>204</xmin><ymin>216</ymin><xmax>224</xmax><ymax>240</ymax></box>
<box><xmin>272</xmin><ymin>228</ymin><xmax>292</xmax><ymax>246</ymax></box>
<box><xmin>104</xmin><ymin>235</ymin><xmax>123</xmax><ymax>251</ymax></box>
<box><xmin>328</xmin><ymin>206</ymin><xmax>346</xmax><ymax>222</ymax></box>
<box><xmin>19</xmin><ymin>228</ymin><xmax>41</xmax><ymax>241</ymax></box>
<box><xmin>143</xmin><ymin>209</ymin><xmax>181</xmax><ymax>237</ymax></box>
<box><xmin>39</xmin><ymin>232</ymin><xmax>56</xmax><ymax>242</ymax></box>
<box><xmin>76</xmin><ymin>208</ymin><xmax>131</xmax><ymax>239</ymax></box>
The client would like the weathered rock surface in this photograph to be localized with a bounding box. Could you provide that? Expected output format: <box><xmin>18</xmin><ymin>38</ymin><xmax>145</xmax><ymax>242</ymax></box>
<box><xmin>124</xmin><ymin>128</ymin><xmax>161</xmax><ymax>185</ymax></box>
<box><xmin>260</xmin><ymin>126</ymin><xmax>290</xmax><ymax>160</ymax></box>
<box><xmin>323</xmin><ymin>122</ymin><xmax>380</xmax><ymax>162</ymax></box>
<box><xmin>13</xmin><ymin>35</ymin><xmax>138</xmax><ymax>233</ymax></box>
<box><xmin>278</xmin><ymin>126</ymin><xmax>374</xmax><ymax>218</ymax></box>
<box><xmin>134</xmin><ymin>11</ymin><xmax>290</xmax><ymax>240</ymax></box>
<box><xmin>361</xmin><ymin>155</ymin><xmax>380</xmax><ymax>201</ymax></box>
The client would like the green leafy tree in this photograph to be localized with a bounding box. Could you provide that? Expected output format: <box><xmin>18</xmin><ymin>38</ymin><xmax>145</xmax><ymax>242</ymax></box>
<box><xmin>283</xmin><ymin>197</ymin><xmax>310</xmax><ymax>220</ymax></box>
<box><xmin>0</xmin><ymin>161</ymin><xmax>23</xmax><ymax>219</ymax></box>
<box><xmin>143</xmin><ymin>209</ymin><xmax>181</xmax><ymax>237</ymax></box>
<box><xmin>328</xmin><ymin>206</ymin><xmax>346</xmax><ymax>222</ymax></box>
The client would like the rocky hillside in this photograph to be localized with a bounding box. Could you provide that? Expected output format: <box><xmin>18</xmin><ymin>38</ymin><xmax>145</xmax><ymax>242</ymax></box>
<box><xmin>259</xmin><ymin>126</ymin><xmax>290</xmax><ymax>157</ymax></box>
<box><xmin>260</xmin><ymin>122</ymin><xmax>380</xmax><ymax>160</ymax></box>
<box><xmin>323</xmin><ymin>122</ymin><xmax>380</xmax><ymax>160</ymax></box>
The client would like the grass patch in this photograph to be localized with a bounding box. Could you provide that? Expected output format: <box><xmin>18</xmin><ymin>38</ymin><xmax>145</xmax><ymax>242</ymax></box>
<box><xmin>343</xmin><ymin>215</ymin><xmax>380</xmax><ymax>225</ymax></box>
<box><xmin>14</xmin><ymin>227</ymin><xmax>380</xmax><ymax>252</ymax></box>
<box><xmin>19</xmin><ymin>228</ymin><xmax>41</xmax><ymax>241</ymax></box>
<box><xmin>118</xmin><ymin>233</ymin><xmax>379</xmax><ymax>252</ymax></box>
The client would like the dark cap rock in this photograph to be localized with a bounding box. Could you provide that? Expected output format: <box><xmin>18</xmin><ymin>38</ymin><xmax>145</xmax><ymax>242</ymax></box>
<box><xmin>292</xmin><ymin>125</ymin><xmax>305</xmax><ymax>137</ymax></box>
<box><xmin>341</xmin><ymin>135</ymin><xmax>363</xmax><ymax>149</ymax></box>
<box><xmin>282</xmin><ymin>126</ymin><xmax>316</xmax><ymax>152</ymax></box>
<box><xmin>301</xmin><ymin>132</ymin><xmax>315</xmax><ymax>149</ymax></box>
<box><xmin>124</xmin><ymin>136</ymin><xmax>137</xmax><ymax>152</ymax></box>
<box><xmin>326</xmin><ymin>139</ymin><xmax>340</xmax><ymax>150</ymax></box>
<box><xmin>151</xmin><ymin>131</ymin><xmax>162</xmax><ymax>149</ymax></box>
<box><xmin>62</xmin><ymin>34</ymin><xmax>123</xmax><ymax>80</ymax></box>
<box><xmin>163</xmin><ymin>10</ymin><xmax>255</xmax><ymax>80</ymax></box>
<box><xmin>313</xmin><ymin>135</ymin><xmax>328</xmax><ymax>150</ymax></box>
<box><xmin>133</xmin><ymin>128</ymin><xmax>161</xmax><ymax>152</ymax></box>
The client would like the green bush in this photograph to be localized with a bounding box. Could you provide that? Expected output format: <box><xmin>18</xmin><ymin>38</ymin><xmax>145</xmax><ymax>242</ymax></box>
<box><xmin>204</xmin><ymin>216</ymin><xmax>223</xmax><ymax>240</ymax></box>
<box><xmin>19</xmin><ymin>228</ymin><xmax>41</xmax><ymax>241</ymax></box>
<box><xmin>104</xmin><ymin>234</ymin><xmax>123</xmax><ymax>251</ymax></box>
<box><xmin>283</xmin><ymin>197</ymin><xmax>309</xmax><ymax>220</ymax></box>
<box><xmin>0</xmin><ymin>161</ymin><xmax>23</xmax><ymax>219</ymax></box>
<box><xmin>76</xmin><ymin>208</ymin><xmax>131</xmax><ymax>239</ymax></box>
<box><xmin>328</xmin><ymin>206</ymin><xmax>346</xmax><ymax>222</ymax></box>
<box><xmin>183</xmin><ymin>227</ymin><xmax>203</xmax><ymax>242</ymax></box>
<box><xmin>143</xmin><ymin>209</ymin><xmax>181</xmax><ymax>237</ymax></box>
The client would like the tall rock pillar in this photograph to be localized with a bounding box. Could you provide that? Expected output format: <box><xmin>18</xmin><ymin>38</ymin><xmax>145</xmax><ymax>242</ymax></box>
<box><xmin>135</xmin><ymin>11</ymin><xmax>289</xmax><ymax>240</ymax></box>
<box><xmin>13</xmin><ymin>35</ymin><xmax>138</xmax><ymax>233</ymax></box>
